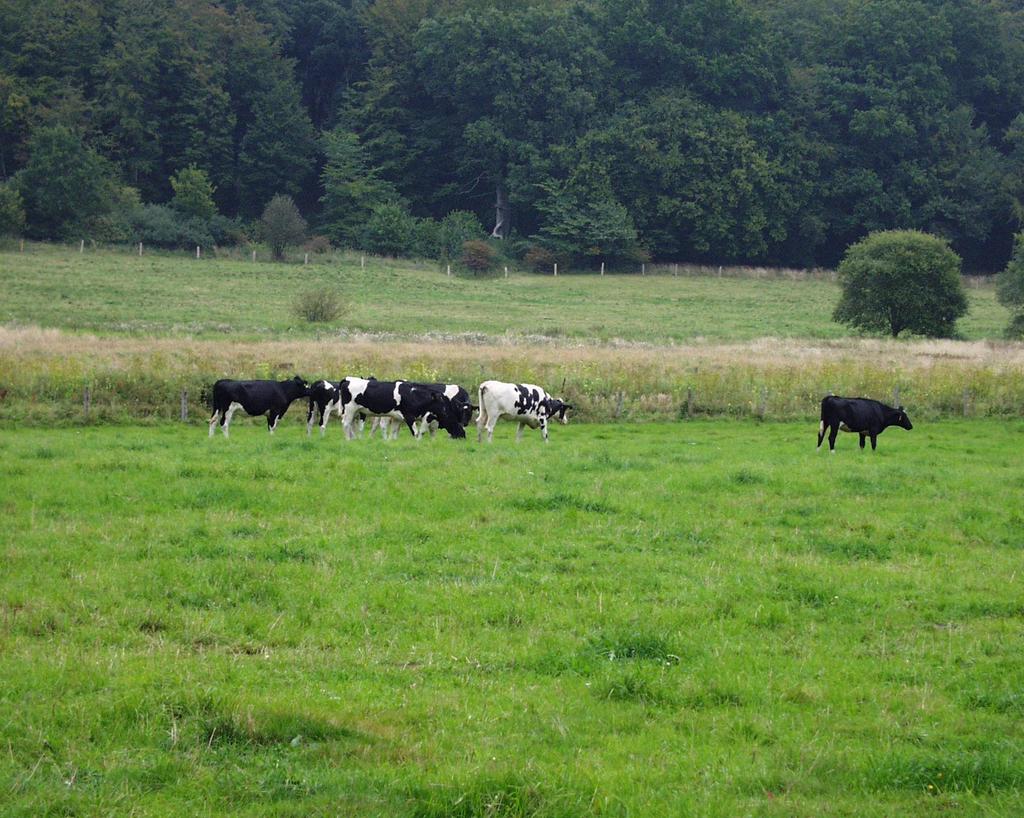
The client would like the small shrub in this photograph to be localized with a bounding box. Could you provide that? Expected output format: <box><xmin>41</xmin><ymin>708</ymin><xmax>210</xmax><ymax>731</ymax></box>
<box><xmin>524</xmin><ymin>244</ymin><xmax>570</xmax><ymax>274</ymax></box>
<box><xmin>170</xmin><ymin>165</ymin><xmax>217</xmax><ymax>221</ymax></box>
<box><xmin>302</xmin><ymin>235</ymin><xmax>333</xmax><ymax>255</ymax></box>
<box><xmin>361</xmin><ymin>202</ymin><xmax>416</xmax><ymax>257</ymax></box>
<box><xmin>293</xmin><ymin>287</ymin><xmax>346</xmax><ymax>323</ymax></box>
<box><xmin>460</xmin><ymin>239</ymin><xmax>497</xmax><ymax>273</ymax></box>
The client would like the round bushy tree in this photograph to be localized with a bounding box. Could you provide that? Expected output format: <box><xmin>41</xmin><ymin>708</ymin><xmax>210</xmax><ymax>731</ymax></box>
<box><xmin>170</xmin><ymin>165</ymin><xmax>217</xmax><ymax>222</ymax></box>
<box><xmin>260</xmin><ymin>194</ymin><xmax>306</xmax><ymax>261</ymax></box>
<box><xmin>0</xmin><ymin>182</ymin><xmax>25</xmax><ymax>237</ymax></box>
<box><xmin>833</xmin><ymin>230</ymin><xmax>967</xmax><ymax>337</ymax></box>
<box><xmin>997</xmin><ymin>233</ymin><xmax>1024</xmax><ymax>338</ymax></box>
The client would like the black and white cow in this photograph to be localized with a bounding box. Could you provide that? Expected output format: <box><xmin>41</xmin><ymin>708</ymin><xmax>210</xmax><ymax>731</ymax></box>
<box><xmin>305</xmin><ymin>379</ymin><xmax>342</xmax><ymax>436</ymax></box>
<box><xmin>476</xmin><ymin>380</ymin><xmax>572</xmax><ymax>443</ymax></box>
<box><xmin>340</xmin><ymin>378</ymin><xmax>467</xmax><ymax>440</ymax></box>
<box><xmin>411</xmin><ymin>382</ymin><xmax>475</xmax><ymax>437</ymax></box>
<box><xmin>817</xmin><ymin>395</ymin><xmax>913</xmax><ymax>452</ymax></box>
<box><xmin>208</xmin><ymin>376</ymin><xmax>309</xmax><ymax>437</ymax></box>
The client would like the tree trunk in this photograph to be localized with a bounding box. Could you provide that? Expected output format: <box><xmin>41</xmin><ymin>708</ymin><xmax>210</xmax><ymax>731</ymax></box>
<box><xmin>490</xmin><ymin>182</ymin><xmax>510</xmax><ymax>239</ymax></box>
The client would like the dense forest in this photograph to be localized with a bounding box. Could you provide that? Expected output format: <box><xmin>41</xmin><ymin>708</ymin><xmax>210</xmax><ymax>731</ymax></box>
<box><xmin>3</xmin><ymin>0</ymin><xmax>1024</xmax><ymax>270</ymax></box>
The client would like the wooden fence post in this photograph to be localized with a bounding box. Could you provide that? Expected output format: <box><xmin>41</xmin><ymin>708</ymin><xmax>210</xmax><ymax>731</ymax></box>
<box><xmin>304</xmin><ymin>253</ymin><xmax>309</xmax><ymax>265</ymax></box>
<box><xmin>759</xmin><ymin>386</ymin><xmax>767</xmax><ymax>419</ymax></box>
<box><xmin>79</xmin><ymin>239</ymin><xmax>84</xmax><ymax>254</ymax></box>
<box><xmin>686</xmin><ymin>387</ymin><xmax>694</xmax><ymax>418</ymax></box>
<box><xmin>504</xmin><ymin>266</ymin><xmax>508</xmax><ymax>278</ymax></box>
<box><xmin>20</xmin><ymin>239</ymin><xmax>24</xmax><ymax>252</ymax></box>
<box><xmin>83</xmin><ymin>386</ymin><xmax>91</xmax><ymax>421</ymax></box>
<box><xmin>447</xmin><ymin>264</ymin><xmax>451</xmax><ymax>277</ymax></box>
<box><xmin>181</xmin><ymin>389</ymin><xmax>189</xmax><ymax>422</ymax></box>
<box><xmin>893</xmin><ymin>386</ymin><xmax>900</xmax><ymax>407</ymax></box>
<box><xmin>615</xmin><ymin>391</ymin><xmax>624</xmax><ymax>418</ymax></box>
<box><xmin>196</xmin><ymin>245</ymin><xmax>200</xmax><ymax>259</ymax></box>
<box><xmin>361</xmin><ymin>255</ymin><xmax>365</xmax><ymax>269</ymax></box>
<box><xmin>554</xmin><ymin>263</ymin><xmax>558</xmax><ymax>277</ymax></box>
<box><xmin>962</xmin><ymin>388</ymin><xmax>970</xmax><ymax>418</ymax></box>
<box><xmin>138</xmin><ymin>242</ymin><xmax>143</xmax><ymax>256</ymax></box>
<box><xmin>641</xmin><ymin>263</ymin><xmax>646</xmax><ymax>276</ymax></box>
<box><xmin>600</xmin><ymin>262</ymin><xmax>605</xmax><ymax>276</ymax></box>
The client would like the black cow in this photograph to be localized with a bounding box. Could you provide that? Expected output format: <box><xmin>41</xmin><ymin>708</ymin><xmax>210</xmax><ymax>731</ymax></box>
<box><xmin>305</xmin><ymin>379</ymin><xmax>342</xmax><ymax>436</ymax></box>
<box><xmin>208</xmin><ymin>376</ymin><xmax>309</xmax><ymax>437</ymax></box>
<box><xmin>408</xmin><ymin>382</ymin><xmax>475</xmax><ymax>437</ymax></box>
<box><xmin>817</xmin><ymin>396</ymin><xmax>913</xmax><ymax>452</ymax></box>
<box><xmin>340</xmin><ymin>378</ymin><xmax>467</xmax><ymax>440</ymax></box>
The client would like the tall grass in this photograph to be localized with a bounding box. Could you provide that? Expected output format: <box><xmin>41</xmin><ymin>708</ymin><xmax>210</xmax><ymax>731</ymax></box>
<box><xmin>2</xmin><ymin>326</ymin><xmax>1023</xmax><ymax>424</ymax></box>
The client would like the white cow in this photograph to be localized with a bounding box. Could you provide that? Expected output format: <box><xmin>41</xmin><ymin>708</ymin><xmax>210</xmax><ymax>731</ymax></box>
<box><xmin>476</xmin><ymin>380</ymin><xmax>573</xmax><ymax>443</ymax></box>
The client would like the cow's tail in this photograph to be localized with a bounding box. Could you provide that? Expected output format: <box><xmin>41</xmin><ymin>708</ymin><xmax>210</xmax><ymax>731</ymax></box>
<box><xmin>476</xmin><ymin>383</ymin><xmax>489</xmax><ymax>431</ymax></box>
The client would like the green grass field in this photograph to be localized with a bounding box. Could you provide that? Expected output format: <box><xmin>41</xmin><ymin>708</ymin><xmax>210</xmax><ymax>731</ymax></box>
<box><xmin>0</xmin><ymin>244</ymin><xmax>1010</xmax><ymax>341</ymax></box>
<box><xmin>2</xmin><ymin>421</ymin><xmax>1022</xmax><ymax>816</ymax></box>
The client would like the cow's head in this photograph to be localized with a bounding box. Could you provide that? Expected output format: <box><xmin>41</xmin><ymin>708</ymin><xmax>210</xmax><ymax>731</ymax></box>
<box><xmin>453</xmin><ymin>400</ymin><xmax>474</xmax><ymax>426</ymax></box>
<box><xmin>544</xmin><ymin>398</ymin><xmax>573</xmax><ymax>425</ymax></box>
<box><xmin>289</xmin><ymin>375</ymin><xmax>310</xmax><ymax>397</ymax></box>
<box><xmin>427</xmin><ymin>394</ymin><xmax>467</xmax><ymax>439</ymax></box>
<box><xmin>892</xmin><ymin>405</ymin><xmax>913</xmax><ymax>430</ymax></box>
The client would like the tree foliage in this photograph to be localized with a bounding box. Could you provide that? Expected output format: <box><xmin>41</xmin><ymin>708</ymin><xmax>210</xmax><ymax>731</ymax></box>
<box><xmin>997</xmin><ymin>233</ymin><xmax>1024</xmax><ymax>337</ymax></box>
<box><xmin>3</xmin><ymin>0</ymin><xmax>1024</xmax><ymax>269</ymax></box>
<box><xmin>170</xmin><ymin>165</ymin><xmax>217</xmax><ymax>222</ymax></box>
<box><xmin>833</xmin><ymin>230</ymin><xmax>968</xmax><ymax>338</ymax></box>
<box><xmin>0</xmin><ymin>181</ymin><xmax>25</xmax><ymax>236</ymax></box>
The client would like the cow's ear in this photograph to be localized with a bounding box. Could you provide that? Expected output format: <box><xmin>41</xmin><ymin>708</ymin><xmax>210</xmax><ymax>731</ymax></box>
<box><xmin>898</xmin><ymin>405</ymin><xmax>904</xmax><ymax>412</ymax></box>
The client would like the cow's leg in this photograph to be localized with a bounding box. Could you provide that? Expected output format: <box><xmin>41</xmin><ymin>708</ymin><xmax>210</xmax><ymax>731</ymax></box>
<box><xmin>476</xmin><ymin>412</ymin><xmax>486</xmax><ymax>443</ymax></box>
<box><xmin>306</xmin><ymin>401</ymin><xmax>315</xmax><ymax>436</ymax></box>
<box><xmin>541</xmin><ymin>417</ymin><xmax>549</xmax><ymax>443</ymax></box>
<box><xmin>870</xmin><ymin>434</ymin><xmax>877</xmax><ymax>450</ymax></box>
<box><xmin>817</xmin><ymin>419</ymin><xmax>826</xmax><ymax>450</ymax></box>
<box><xmin>859</xmin><ymin>433</ymin><xmax>866</xmax><ymax>450</ymax></box>
<box><xmin>827</xmin><ymin>423</ymin><xmax>839</xmax><ymax>452</ymax></box>
<box><xmin>485</xmin><ymin>416</ymin><xmax>497</xmax><ymax>443</ymax></box>
<box><xmin>515</xmin><ymin>422</ymin><xmax>524</xmax><ymax>442</ymax></box>
<box><xmin>209</xmin><ymin>408</ymin><xmax>222</xmax><ymax>437</ymax></box>
<box><xmin>268</xmin><ymin>411</ymin><xmax>281</xmax><ymax>434</ymax></box>
<box><xmin>319</xmin><ymin>404</ymin><xmax>328</xmax><ymax>436</ymax></box>
<box><xmin>390</xmin><ymin>419</ymin><xmax>400</xmax><ymax>440</ymax></box>
<box><xmin>221</xmin><ymin>401</ymin><xmax>242</xmax><ymax>438</ymax></box>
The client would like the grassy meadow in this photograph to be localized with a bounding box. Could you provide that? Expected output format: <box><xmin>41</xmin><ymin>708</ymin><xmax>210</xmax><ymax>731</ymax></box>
<box><xmin>0</xmin><ymin>243</ymin><xmax>1011</xmax><ymax>342</ymax></box>
<box><xmin>1</xmin><ymin>421</ymin><xmax>1022</xmax><ymax>816</ymax></box>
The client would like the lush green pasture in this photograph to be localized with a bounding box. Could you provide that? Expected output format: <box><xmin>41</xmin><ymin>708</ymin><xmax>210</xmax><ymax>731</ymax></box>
<box><xmin>0</xmin><ymin>244</ymin><xmax>1009</xmax><ymax>341</ymax></box>
<box><xmin>1</xmin><ymin>420</ymin><xmax>1021</xmax><ymax>816</ymax></box>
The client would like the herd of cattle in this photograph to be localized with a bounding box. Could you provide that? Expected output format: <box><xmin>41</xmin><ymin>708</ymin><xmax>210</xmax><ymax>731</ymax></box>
<box><xmin>208</xmin><ymin>376</ymin><xmax>914</xmax><ymax>450</ymax></box>
<box><xmin>208</xmin><ymin>376</ymin><xmax>574</xmax><ymax>443</ymax></box>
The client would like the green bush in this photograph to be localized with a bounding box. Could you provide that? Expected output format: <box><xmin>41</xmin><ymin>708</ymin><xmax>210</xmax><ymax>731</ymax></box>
<box><xmin>128</xmin><ymin>204</ymin><xmax>214</xmax><ymax>249</ymax></box>
<box><xmin>293</xmin><ymin>287</ymin><xmax>346</xmax><ymax>322</ymax></box>
<box><xmin>361</xmin><ymin>202</ymin><xmax>417</xmax><ymax>257</ymax></box>
<box><xmin>833</xmin><ymin>230</ymin><xmax>967</xmax><ymax>337</ymax></box>
<box><xmin>439</xmin><ymin>210</ymin><xmax>484</xmax><ymax>259</ymax></box>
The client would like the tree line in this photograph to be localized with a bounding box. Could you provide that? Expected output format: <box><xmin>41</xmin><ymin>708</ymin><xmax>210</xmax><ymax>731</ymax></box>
<box><xmin>3</xmin><ymin>0</ymin><xmax>1024</xmax><ymax>273</ymax></box>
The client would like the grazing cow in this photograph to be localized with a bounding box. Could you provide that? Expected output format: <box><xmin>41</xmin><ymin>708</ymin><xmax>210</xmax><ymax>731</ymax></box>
<box><xmin>817</xmin><ymin>396</ymin><xmax>913</xmax><ymax>452</ymax></box>
<box><xmin>208</xmin><ymin>376</ymin><xmax>309</xmax><ymax>437</ymax></box>
<box><xmin>476</xmin><ymin>380</ymin><xmax>573</xmax><ymax>443</ymax></box>
<box><xmin>340</xmin><ymin>378</ymin><xmax>467</xmax><ymax>440</ymax></box>
<box><xmin>409</xmin><ymin>382</ymin><xmax>475</xmax><ymax>437</ymax></box>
